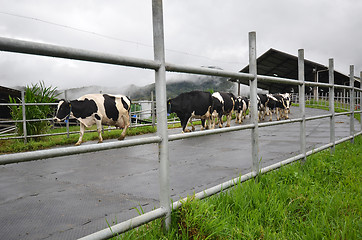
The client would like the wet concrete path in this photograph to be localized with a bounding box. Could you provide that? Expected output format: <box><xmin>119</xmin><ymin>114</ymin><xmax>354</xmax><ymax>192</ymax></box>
<box><xmin>0</xmin><ymin>107</ymin><xmax>359</xmax><ymax>239</ymax></box>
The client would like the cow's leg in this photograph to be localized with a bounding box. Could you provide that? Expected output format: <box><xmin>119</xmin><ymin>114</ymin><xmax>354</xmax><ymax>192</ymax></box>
<box><xmin>226</xmin><ymin>112</ymin><xmax>232</xmax><ymax>127</ymax></box>
<box><xmin>238</xmin><ymin>111</ymin><xmax>243</xmax><ymax>123</ymax></box>
<box><xmin>276</xmin><ymin>108</ymin><xmax>280</xmax><ymax>121</ymax></box>
<box><xmin>235</xmin><ymin>111</ymin><xmax>239</xmax><ymax>123</ymax></box>
<box><xmin>190</xmin><ymin>119</ymin><xmax>196</xmax><ymax>131</ymax></box>
<box><xmin>284</xmin><ymin>109</ymin><xmax>289</xmax><ymax>119</ymax></box>
<box><xmin>218</xmin><ymin>113</ymin><xmax>223</xmax><ymax>128</ymax></box>
<box><xmin>181</xmin><ymin>115</ymin><xmax>191</xmax><ymax>133</ymax></box>
<box><xmin>118</xmin><ymin>115</ymin><xmax>130</xmax><ymax>140</ymax></box>
<box><xmin>211</xmin><ymin>111</ymin><xmax>217</xmax><ymax>129</ymax></box>
<box><xmin>75</xmin><ymin>123</ymin><xmax>85</xmax><ymax>146</ymax></box>
<box><xmin>200</xmin><ymin>119</ymin><xmax>206</xmax><ymax>130</ymax></box>
<box><xmin>96</xmin><ymin>120</ymin><xmax>103</xmax><ymax>143</ymax></box>
<box><xmin>269</xmin><ymin>108</ymin><xmax>273</xmax><ymax>121</ymax></box>
<box><xmin>206</xmin><ymin>116</ymin><xmax>211</xmax><ymax>129</ymax></box>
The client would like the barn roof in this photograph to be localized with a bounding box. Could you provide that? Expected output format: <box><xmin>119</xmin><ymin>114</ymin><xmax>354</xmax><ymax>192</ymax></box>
<box><xmin>229</xmin><ymin>48</ymin><xmax>360</xmax><ymax>93</ymax></box>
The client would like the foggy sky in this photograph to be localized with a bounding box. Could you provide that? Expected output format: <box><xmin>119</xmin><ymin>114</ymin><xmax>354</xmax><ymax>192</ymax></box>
<box><xmin>0</xmin><ymin>0</ymin><xmax>361</xmax><ymax>93</ymax></box>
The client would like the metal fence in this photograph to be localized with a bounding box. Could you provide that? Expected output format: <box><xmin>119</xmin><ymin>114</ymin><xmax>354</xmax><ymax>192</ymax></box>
<box><xmin>292</xmin><ymin>91</ymin><xmax>361</xmax><ymax>111</ymax></box>
<box><xmin>0</xmin><ymin>1</ymin><xmax>361</xmax><ymax>239</ymax></box>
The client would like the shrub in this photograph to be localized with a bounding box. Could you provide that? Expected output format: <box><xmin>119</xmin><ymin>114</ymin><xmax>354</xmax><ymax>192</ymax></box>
<box><xmin>9</xmin><ymin>81</ymin><xmax>60</xmax><ymax>137</ymax></box>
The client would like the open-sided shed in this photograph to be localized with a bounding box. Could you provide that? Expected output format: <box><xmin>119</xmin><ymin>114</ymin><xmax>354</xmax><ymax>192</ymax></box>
<box><xmin>0</xmin><ymin>86</ymin><xmax>21</xmax><ymax>119</ymax></box>
<box><xmin>229</xmin><ymin>48</ymin><xmax>360</xmax><ymax>95</ymax></box>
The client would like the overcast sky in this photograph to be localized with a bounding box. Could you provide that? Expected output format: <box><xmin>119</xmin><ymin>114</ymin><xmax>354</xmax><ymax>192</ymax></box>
<box><xmin>0</xmin><ymin>0</ymin><xmax>361</xmax><ymax>92</ymax></box>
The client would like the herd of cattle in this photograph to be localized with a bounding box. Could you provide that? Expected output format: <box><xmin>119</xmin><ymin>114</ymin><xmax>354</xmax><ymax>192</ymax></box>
<box><xmin>53</xmin><ymin>91</ymin><xmax>292</xmax><ymax>145</ymax></box>
<box><xmin>167</xmin><ymin>91</ymin><xmax>292</xmax><ymax>133</ymax></box>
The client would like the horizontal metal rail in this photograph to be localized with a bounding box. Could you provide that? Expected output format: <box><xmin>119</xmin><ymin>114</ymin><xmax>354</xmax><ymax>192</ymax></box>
<box><xmin>305</xmin><ymin>113</ymin><xmax>332</xmax><ymax>121</ymax></box>
<box><xmin>0</xmin><ymin>37</ymin><xmax>161</xmax><ymax>70</ymax></box>
<box><xmin>165</xmin><ymin>63</ymin><xmax>255</xmax><ymax>81</ymax></box>
<box><xmin>78</xmin><ymin>207</ymin><xmax>168</xmax><ymax>240</ymax></box>
<box><xmin>0</xmin><ymin>102</ymin><xmax>58</xmax><ymax>106</ymax></box>
<box><xmin>168</xmin><ymin>123</ymin><xmax>255</xmax><ymax>141</ymax></box>
<box><xmin>335</xmin><ymin>111</ymin><xmax>353</xmax><ymax>116</ymax></box>
<box><xmin>0</xmin><ymin>136</ymin><xmax>161</xmax><ymax>165</ymax></box>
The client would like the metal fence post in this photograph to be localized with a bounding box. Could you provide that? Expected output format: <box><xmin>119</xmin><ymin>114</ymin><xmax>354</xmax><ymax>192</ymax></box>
<box><xmin>298</xmin><ymin>49</ymin><xmax>306</xmax><ymax>162</ymax></box>
<box><xmin>248</xmin><ymin>31</ymin><xmax>259</xmax><ymax>176</ymax></box>
<box><xmin>21</xmin><ymin>88</ymin><xmax>27</xmax><ymax>144</ymax></box>
<box><xmin>152</xmin><ymin>0</ymin><xmax>171</xmax><ymax>230</ymax></box>
<box><xmin>350</xmin><ymin>65</ymin><xmax>355</xmax><ymax>143</ymax></box>
<box><xmin>329</xmin><ymin>58</ymin><xmax>335</xmax><ymax>153</ymax></box>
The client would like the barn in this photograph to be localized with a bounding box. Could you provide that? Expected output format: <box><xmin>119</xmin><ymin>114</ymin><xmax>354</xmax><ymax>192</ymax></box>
<box><xmin>229</xmin><ymin>48</ymin><xmax>361</xmax><ymax>97</ymax></box>
<box><xmin>0</xmin><ymin>86</ymin><xmax>21</xmax><ymax>119</ymax></box>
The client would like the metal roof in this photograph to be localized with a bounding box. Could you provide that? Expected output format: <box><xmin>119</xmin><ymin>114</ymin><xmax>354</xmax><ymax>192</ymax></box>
<box><xmin>229</xmin><ymin>48</ymin><xmax>360</xmax><ymax>93</ymax></box>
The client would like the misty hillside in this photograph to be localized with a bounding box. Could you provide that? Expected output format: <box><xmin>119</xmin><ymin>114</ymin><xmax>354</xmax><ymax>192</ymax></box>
<box><xmin>56</xmin><ymin>66</ymin><xmax>247</xmax><ymax>100</ymax></box>
<box><xmin>128</xmin><ymin>75</ymin><xmax>237</xmax><ymax>100</ymax></box>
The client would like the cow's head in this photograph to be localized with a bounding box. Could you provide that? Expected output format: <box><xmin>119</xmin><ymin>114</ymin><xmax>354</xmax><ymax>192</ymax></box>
<box><xmin>235</xmin><ymin>97</ymin><xmax>243</xmax><ymax>111</ymax></box>
<box><xmin>54</xmin><ymin>100</ymin><xmax>71</xmax><ymax>122</ymax></box>
<box><xmin>282</xmin><ymin>93</ymin><xmax>292</xmax><ymax>111</ymax></box>
<box><xmin>167</xmin><ymin>99</ymin><xmax>172</xmax><ymax>114</ymax></box>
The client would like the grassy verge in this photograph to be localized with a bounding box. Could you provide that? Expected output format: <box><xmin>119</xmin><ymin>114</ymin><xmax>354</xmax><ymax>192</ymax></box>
<box><xmin>114</xmin><ymin>136</ymin><xmax>361</xmax><ymax>239</ymax></box>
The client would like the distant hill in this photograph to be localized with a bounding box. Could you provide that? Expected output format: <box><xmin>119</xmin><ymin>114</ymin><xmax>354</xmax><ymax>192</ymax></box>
<box><xmin>56</xmin><ymin>67</ymin><xmax>248</xmax><ymax>101</ymax></box>
<box><xmin>128</xmin><ymin>75</ymin><xmax>237</xmax><ymax>100</ymax></box>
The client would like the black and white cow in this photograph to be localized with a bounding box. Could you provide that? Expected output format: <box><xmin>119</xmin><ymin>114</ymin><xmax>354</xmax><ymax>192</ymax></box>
<box><xmin>278</xmin><ymin>93</ymin><xmax>292</xmax><ymax>119</ymax></box>
<box><xmin>234</xmin><ymin>96</ymin><xmax>249</xmax><ymax>124</ymax></box>
<box><xmin>54</xmin><ymin>94</ymin><xmax>131</xmax><ymax>146</ymax></box>
<box><xmin>257</xmin><ymin>93</ymin><xmax>269</xmax><ymax>121</ymax></box>
<box><xmin>257</xmin><ymin>93</ymin><xmax>292</xmax><ymax>121</ymax></box>
<box><xmin>265</xmin><ymin>94</ymin><xmax>284</xmax><ymax>121</ymax></box>
<box><xmin>211</xmin><ymin>92</ymin><xmax>236</xmax><ymax>128</ymax></box>
<box><xmin>167</xmin><ymin>91</ymin><xmax>213</xmax><ymax>133</ymax></box>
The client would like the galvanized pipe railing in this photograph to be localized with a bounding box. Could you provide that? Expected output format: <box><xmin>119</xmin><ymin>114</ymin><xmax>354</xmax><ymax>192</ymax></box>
<box><xmin>0</xmin><ymin>37</ymin><xmax>161</xmax><ymax>70</ymax></box>
<box><xmin>0</xmin><ymin>135</ymin><xmax>161</xmax><ymax>165</ymax></box>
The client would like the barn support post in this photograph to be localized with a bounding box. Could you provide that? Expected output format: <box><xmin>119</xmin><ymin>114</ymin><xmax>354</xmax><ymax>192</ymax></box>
<box><xmin>64</xmin><ymin>89</ymin><xmax>70</xmax><ymax>138</ymax></box>
<box><xmin>248</xmin><ymin>31</ymin><xmax>260</xmax><ymax>176</ymax></box>
<box><xmin>360</xmin><ymin>71</ymin><xmax>362</xmax><ymax>132</ymax></box>
<box><xmin>152</xmin><ymin>0</ymin><xmax>171</xmax><ymax>231</ymax></box>
<box><xmin>151</xmin><ymin>91</ymin><xmax>155</xmax><ymax>128</ymax></box>
<box><xmin>350</xmin><ymin>65</ymin><xmax>355</xmax><ymax>143</ymax></box>
<box><xmin>21</xmin><ymin>88</ymin><xmax>27</xmax><ymax>144</ymax></box>
<box><xmin>329</xmin><ymin>58</ymin><xmax>335</xmax><ymax>153</ymax></box>
<box><xmin>298</xmin><ymin>49</ymin><xmax>306</xmax><ymax>162</ymax></box>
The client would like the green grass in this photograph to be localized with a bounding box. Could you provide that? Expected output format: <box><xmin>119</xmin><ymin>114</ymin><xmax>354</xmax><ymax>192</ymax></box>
<box><xmin>113</xmin><ymin>136</ymin><xmax>362</xmax><ymax>239</ymax></box>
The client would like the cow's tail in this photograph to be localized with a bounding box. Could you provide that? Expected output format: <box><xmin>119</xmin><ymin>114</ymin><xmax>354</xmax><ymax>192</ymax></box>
<box><xmin>126</xmin><ymin>96</ymin><xmax>132</xmax><ymax>113</ymax></box>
